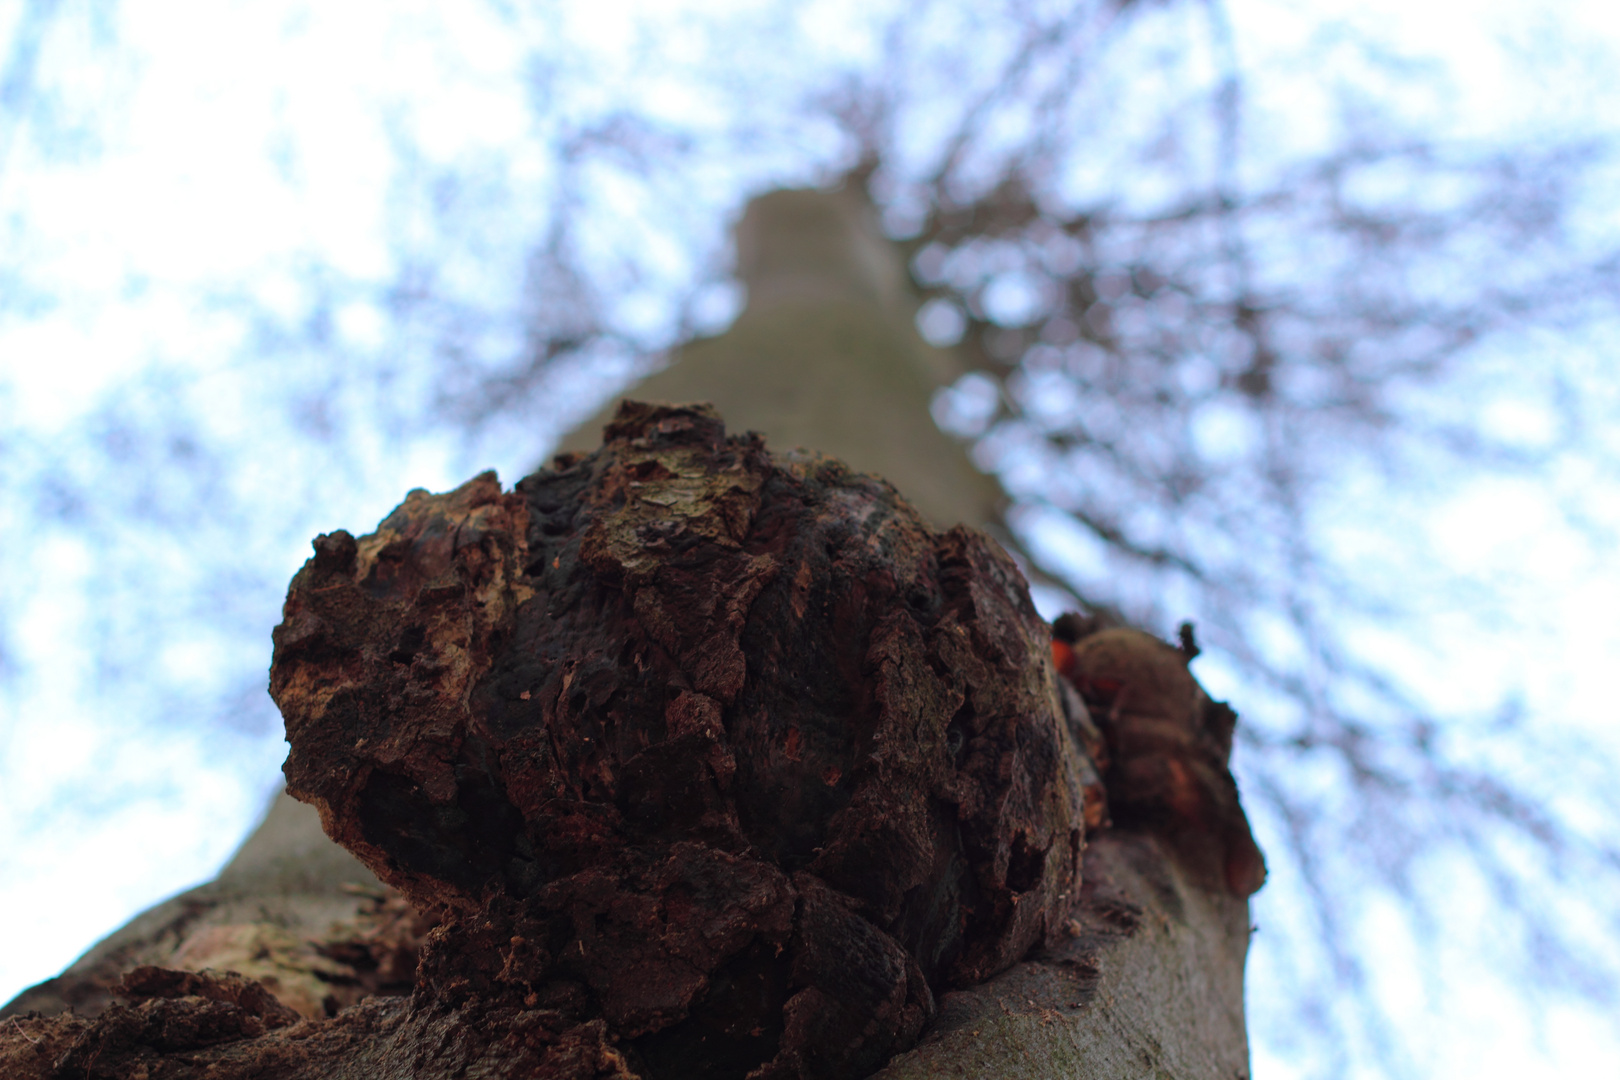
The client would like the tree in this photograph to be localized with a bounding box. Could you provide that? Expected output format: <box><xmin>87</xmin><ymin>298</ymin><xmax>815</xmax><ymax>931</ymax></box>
<box><xmin>2</xmin><ymin>186</ymin><xmax>1263</xmax><ymax>1080</ymax></box>
<box><xmin>3</xmin><ymin>1</ymin><xmax>1620</xmax><ymax>1075</ymax></box>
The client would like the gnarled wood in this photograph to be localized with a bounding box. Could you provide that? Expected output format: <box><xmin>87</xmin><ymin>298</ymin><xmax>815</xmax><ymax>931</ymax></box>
<box><xmin>268</xmin><ymin>400</ymin><xmax>1087</xmax><ymax>1078</ymax></box>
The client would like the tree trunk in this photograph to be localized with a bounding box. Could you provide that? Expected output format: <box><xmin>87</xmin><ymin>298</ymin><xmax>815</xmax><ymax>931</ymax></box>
<box><xmin>561</xmin><ymin>186</ymin><xmax>1005</xmax><ymax>536</ymax></box>
<box><xmin>3</xmin><ymin>186</ymin><xmax>1259</xmax><ymax>1080</ymax></box>
<box><xmin>578</xmin><ymin>186</ymin><xmax>1260</xmax><ymax>1077</ymax></box>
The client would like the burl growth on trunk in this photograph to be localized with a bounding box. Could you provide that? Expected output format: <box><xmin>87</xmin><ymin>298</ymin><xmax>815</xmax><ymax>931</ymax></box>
<box><xmin>270</xmin><ymin>401</ymin><xmax>1087</xmax><ymax>1078</ymax></box>
<box><xmin>4</xmin><ymin>401</ymin><xmax>1264</xmax><ymax>1080</ymax></box>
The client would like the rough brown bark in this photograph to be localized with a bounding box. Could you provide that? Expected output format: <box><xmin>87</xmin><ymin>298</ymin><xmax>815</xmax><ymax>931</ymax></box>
<box><xmin>276</xmin><ymin>399</ymin><xmax>1088</xmax><ymax>1078</ymax></box>
<box><xmin>2</xmin><ymin>401</ymin><xmax>1106</xmax><ymax>1079</ymax></box>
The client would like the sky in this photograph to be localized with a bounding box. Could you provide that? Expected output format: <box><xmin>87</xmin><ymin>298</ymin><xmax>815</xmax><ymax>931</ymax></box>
<box><xmin>1</xmin><ymin>0</ymin><xmax>1619</xmax><ymax>1076</ymax></box>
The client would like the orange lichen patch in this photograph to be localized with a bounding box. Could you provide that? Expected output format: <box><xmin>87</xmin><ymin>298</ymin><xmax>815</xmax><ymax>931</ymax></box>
<box><xmin>1051</xmin><ymin>638</ymin><xmax>1075</xmax><ymax>681</ymax></box>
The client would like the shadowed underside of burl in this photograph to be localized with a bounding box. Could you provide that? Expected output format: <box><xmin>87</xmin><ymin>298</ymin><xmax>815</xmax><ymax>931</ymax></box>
<box><xmin>1</xmin><ymin>401</ymin><xmax>1261</xmax><ymax>1080</ymax></box>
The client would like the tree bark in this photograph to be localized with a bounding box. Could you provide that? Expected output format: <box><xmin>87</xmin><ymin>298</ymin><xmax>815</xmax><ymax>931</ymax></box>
<box><xmin>0</xmin><ymin>784</ymin><xmax>410</xmax><ymax>1024</ymax></box>
<box><xmin>560</xmin><ymin>186</ymin><xmax>1005</xmax><ymax>536</ymax></box>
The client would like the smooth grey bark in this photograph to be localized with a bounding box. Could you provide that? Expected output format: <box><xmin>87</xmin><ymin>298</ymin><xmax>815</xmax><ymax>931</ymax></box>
<box><xmin>561</xmin><ymin>186</ymin><xmax>1006</xmax><ymax>535</ymax></box>
<box><xmin>875</xmin><ymin>832</ymin><xmax>1252</xmax><ymax>1080</ymax></box>
<box><xmin>6</xmin><ymin>184</ymin><xmax>1254</xmax><ymax>1080</ymax></box>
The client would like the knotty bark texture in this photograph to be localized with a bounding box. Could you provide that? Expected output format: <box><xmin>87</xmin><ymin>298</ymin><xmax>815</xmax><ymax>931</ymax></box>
<box><xmin>276</xmin><ymin>398</ymin><xmax>1088</xmax><ymax>1079</ymax></box>
<box><xmin>1053</xmin><ymin>619</ymin><xmax>1267</xmax><ymax>899</ymax></box>
<box><xmin>0</xmin><ymin>401</ymin><xmax>1085</xmax><ymax>1079</ymax></box>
